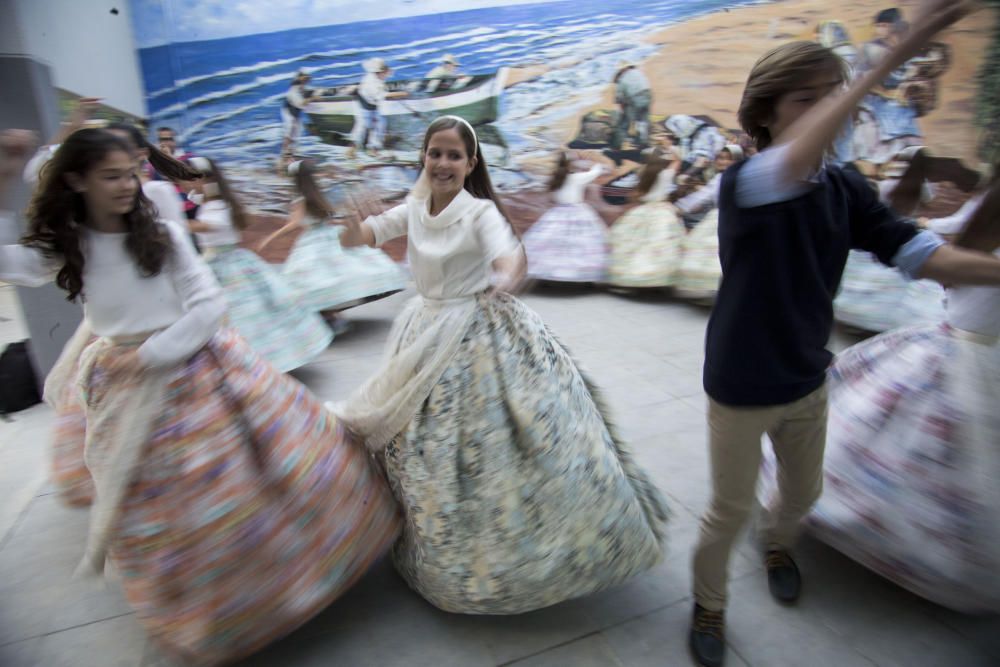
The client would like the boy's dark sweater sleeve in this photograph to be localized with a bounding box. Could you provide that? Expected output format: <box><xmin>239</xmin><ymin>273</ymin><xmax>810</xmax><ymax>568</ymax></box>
<box><xmin>844</xmin><ymin>167</ymin><xmax>919</xmax><ymax>266</ymax></box>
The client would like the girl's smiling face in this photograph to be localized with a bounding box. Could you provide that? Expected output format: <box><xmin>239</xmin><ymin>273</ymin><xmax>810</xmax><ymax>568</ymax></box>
<box><xmin>423</xmin><ymin>127</ymin><xmax>476</xmax><ymax>204</ymax></box>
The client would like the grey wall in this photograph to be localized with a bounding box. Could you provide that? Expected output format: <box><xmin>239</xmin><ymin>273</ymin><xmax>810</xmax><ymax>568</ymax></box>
<box><xmin>0</xmin><ymin>55</ymin><xmax>84</xmax><ymax>380</ymax></box>
<box><xmin>5</xmin><ymin>0</ymin><xmax>146</xmax><ymax>117</ymax></box>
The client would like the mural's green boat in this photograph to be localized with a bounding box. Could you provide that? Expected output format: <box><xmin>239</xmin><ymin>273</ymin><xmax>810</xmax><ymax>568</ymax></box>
<box><xmin>305</xmin><ymin>67</ymin><xmax>509</xmax><ymax>140</ymax></box>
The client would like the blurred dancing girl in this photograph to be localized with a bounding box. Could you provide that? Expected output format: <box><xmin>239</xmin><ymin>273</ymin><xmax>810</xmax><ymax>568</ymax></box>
<box><xmin>0</xmin><ymin>129</ymin><xmax>399</xmax><ymax>664</ymax></box>
<box><xmin>23</xmin><ymin>121</ymin><xmax>202</xmax><ymax>508</ymax></box>
<box><xmin>333</xmin><ymin>116</ymin><xmax>667</xmax><ymax>614</ymax></box>
<box><xmin>522</xmin><ymin>150</ymin><xmax>609</xmax><ymax>283</ymax></box>
<box><xmin>187</xmin><ymin>156</ymin><xmax>333</xmax><ymax>371</ymax></box>
<box><xmin>257</xmin><ymin>159</ymin><xmax>406</xmax><ymax>326</ymax></box>
<box><xmin>607</xmin><ymin>148</ymin><xmax>686</xmax><ymax>288</ymax></box>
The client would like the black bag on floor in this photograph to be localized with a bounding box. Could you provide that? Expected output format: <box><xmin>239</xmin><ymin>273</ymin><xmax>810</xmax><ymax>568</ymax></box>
<box><xmin>0</xmin><ymin>340</ymin><xmax>41</xmax><ymax>416</ymax></box>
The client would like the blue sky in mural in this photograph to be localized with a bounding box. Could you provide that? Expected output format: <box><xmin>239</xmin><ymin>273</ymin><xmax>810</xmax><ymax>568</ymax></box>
<box><xmin>130</xmin><ymin>0</ymin><xmax>557</xmax><ymax>47</ymax></box>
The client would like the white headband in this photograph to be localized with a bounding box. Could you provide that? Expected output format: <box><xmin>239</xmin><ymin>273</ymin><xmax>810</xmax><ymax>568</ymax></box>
<box><xmin>287</xmin><ymin>160</ymin><xmax>303</xmax><ymax>176</ymax></box>
<box><xmin>437</xmin><ymin>115</ymin><xmax>478</xmax><ymax>156</ymax></box>
<box><xmin>189</xmin><ymin>156</ymin><xmax>212</xmax><ymax>175</ymax></box>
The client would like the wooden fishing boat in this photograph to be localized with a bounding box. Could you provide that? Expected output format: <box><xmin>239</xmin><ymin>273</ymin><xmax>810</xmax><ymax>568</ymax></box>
<box><xmin>304</xmin><ymin>68</ymin><xmax>508</xmax><ymax>139</ymax></box>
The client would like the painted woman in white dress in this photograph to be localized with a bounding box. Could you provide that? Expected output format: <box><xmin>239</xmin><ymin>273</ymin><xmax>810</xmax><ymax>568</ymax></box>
<box><xmin>332</xmin><ymin>116</ymin><xmax>668</xmax><ymax>614</ymax></box>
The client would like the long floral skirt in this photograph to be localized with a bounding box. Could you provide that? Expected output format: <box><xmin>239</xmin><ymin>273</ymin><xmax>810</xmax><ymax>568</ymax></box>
<box><xmin>209</xmin><ymin>247</ymin><xmax>332</xmax><ymax>372</ymax></box>
<box><xmin>380</xmin><ymin>293</ymin><xmax>668</xmax><ymax>614</ymax></box>
<box><xmin>50</xmin><ymin>392</ymin><xmax>92</xmax><ymax>507</ymax></box>
<box><xmin>523</xmin><ymin>203</ymin><xmax>609</xmax><ymax>283</ymax></box>
<box><xmin>607</xmin><ymin>202</ymin><xmax>685</xmax><ymax>288</ymax></box>
<box><xmin>80</xmin><ymin>330</ymin><xmax>401</xmax><ymax>664</ymax></box>
<box><xmin>760</xmin><ymin>323</ymin><xmax>1000</xmax><ymax>612</ymax></box>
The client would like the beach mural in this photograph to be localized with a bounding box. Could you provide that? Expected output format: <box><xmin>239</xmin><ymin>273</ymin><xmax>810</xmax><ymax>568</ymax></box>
<box><xmin>128</xmin><ymin>0</ymin><xmax>996</xmax><ymax>251</ymax></box>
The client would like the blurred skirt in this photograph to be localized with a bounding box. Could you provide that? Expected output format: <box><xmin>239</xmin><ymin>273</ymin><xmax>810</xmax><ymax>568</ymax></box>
<box><xmin>675</xmin><ymin>209</ymin><xmax>722</xmax><ymax>299</ymax></box>
<box><xmin>834</xmin><ymin>250</ymin><xmax>945</xmax><ymax>332</ymax></box>
<box><xmin>523</xmin><ymin>203</ymin><xmax>609</xmax><ymax>283</ymax></box>
<box><xmin>282</xmin><ymin>225</ymin><xmax>407</xmax><ymax>312</ymax></box>
<box><xmin>760</xmin><ymin>323</ymin><xmax>1000</xmax><ymax>612</ymax></box>
<box><xmin>79</xmin><ymin>329</ymin><xmax>400</xmax><ymax>664</ymax></box>
<box><xmin>337</xmin><ymin>292</ymin><xmax>668</xmax><ymax>613</ymax></box>
<box><xmin>607</xmin><ymin>202</ymin><xmax>685</xmax><ymax>288</ymax></box>
<box><xmin>208</xmin><ymin>246</ymin><xmax>332</xmax><ymax>372</ymax></box>
<box><xmin>44</xmin><ymin>321</ymin><xmax>95</xmax><ymax>507</ymax></box>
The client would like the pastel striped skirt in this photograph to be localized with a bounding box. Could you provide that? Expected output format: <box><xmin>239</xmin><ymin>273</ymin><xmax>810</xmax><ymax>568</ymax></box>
<box><xmin>523</xmin><ymin>203</ymin><xmax>609</xmax><ymax>283</ymax></box>
<box><xmin>759</xmin><ymin>323</ymin><xmax>1000</xmax><ymax>612</ymax></box>
<box><xmin>282</xmin><ymin>225</ymin><xmax>407</xmax><ymax>312</ymax></box>
<box><xmin>608</xmin><ymin>202</ymin><xmax>686</xmax><ymax>288</ymax></box>
<box><xmin>209</xmin><ymin>247</ymin><xmax>332</xmax><ymax>372</ymax></box>
<box><xmin>80</xmin><ymin>329</ymin><xmax>400</xmax><ymax>664</ymax></box>
<box><xmin>676</xmin><ymin>209</ymin><xmax>722</xmax><ymax>299</ymax></box>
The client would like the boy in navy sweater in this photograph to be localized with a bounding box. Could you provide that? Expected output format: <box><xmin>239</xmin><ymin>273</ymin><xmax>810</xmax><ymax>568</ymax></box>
<box><xmin>689</xmin><ymin>2</ymin><xmax>1000</xmax><ymax>666</ymax></box>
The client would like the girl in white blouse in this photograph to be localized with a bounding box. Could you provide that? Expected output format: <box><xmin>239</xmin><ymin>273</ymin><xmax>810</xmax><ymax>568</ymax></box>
<box><xmin>0</xmin><ymin>129</ymin><xmax>399</xmax><ymax>664</ymax></box>
<box><xmin>19</xmin><ymin>121</ymin><xmax>202</xmax><ymax>508</ymax></box>
<box><xmin>333</xmin><ymin>115</ymin><xmax>667</xmax><ymax>615</ymax></box>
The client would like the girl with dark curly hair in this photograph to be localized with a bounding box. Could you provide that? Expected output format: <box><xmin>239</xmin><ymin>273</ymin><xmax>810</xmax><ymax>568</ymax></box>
<box><xmin>0</xmin><ymin>128</ymin><xmax>399</xmax><ymax>664</ymax></box>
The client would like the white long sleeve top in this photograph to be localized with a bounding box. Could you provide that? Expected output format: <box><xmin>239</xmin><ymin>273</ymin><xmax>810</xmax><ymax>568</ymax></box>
<box><xmin>142</xmin><ymin>180</ymin><xmax>187</xmax><ymax>228</ymax></box>
<box><xmin>947</xmin><ymin>249</ymin><xmax>1000</xmax><ymax>337</ymax></box>
<box><xmin>0</xmin><ymin>214</ymin><xmax>225</xmax><ymax>368</ymax></box>
<box><xmin>366</xmin><ymin>189</ymin><xmax>520</xmax><ymax>299</ymax></box>
<box><xmin>553</xmin><ymin>164</ymin><xmax>604</xmax><ymax>205</ymax></box>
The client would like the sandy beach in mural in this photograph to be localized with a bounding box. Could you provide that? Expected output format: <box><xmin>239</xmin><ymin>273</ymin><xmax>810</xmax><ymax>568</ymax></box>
<box><xmin>244</xmin><ymin>0</ymin><xmax>996</xmax><ymax>262</ymax></box>
<box><xmin>512</xmin><ymin>0</ymin><xmax>994</xmax><ymax>167</ymax></box>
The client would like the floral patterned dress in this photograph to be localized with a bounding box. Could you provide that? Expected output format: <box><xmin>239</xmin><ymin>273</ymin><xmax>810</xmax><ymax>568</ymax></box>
<box><xmin>332</xmin><ymin>187</ymin><xmax>668</xmax><ymax>614</ymax></box>
<box><xmin>761</xmin><ymin>271</ymin><xmax>1000</xmax><ymax>612</ymax></box>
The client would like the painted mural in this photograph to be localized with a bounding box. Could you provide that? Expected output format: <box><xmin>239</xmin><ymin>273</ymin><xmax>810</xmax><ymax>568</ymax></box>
<box><xmin>127</xmin><ymin>0</ymin><xmax>996</xmax><ymax>250</ymax></box>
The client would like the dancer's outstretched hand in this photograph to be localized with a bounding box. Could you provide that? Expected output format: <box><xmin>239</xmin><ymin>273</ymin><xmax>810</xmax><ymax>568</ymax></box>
<box><xmin>346</xmin><ymin>188</ymin><xmax>385</xmax><ymax>222</ymax></box>
<box><xmin>341</xmin><ymin>190</ymin><xmax>382</xmax><ymax>247</ymax></box>
<box><xmin>488</xmin><ymin>248</ymin><xmax>527</xmax><ymax>296</ymax></box>
<box><xmin>69</xmin><ymin>97</ymin><xmax>103</xmax><ymax>130</ymax></box>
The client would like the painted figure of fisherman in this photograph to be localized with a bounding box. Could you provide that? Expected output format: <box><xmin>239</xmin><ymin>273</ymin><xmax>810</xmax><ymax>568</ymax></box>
<box><xmin>611</xmin><ymin>62</ymin><xmax>652</xmax><ymax>151</ymax></box>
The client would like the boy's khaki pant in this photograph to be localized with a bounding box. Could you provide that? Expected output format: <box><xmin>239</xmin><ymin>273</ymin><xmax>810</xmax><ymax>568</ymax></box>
<box><xmin>692</xmin><ymin>384</ymin><xmax>828</xmax><ymax>612</ymax></box>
